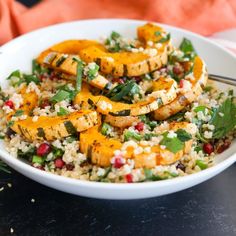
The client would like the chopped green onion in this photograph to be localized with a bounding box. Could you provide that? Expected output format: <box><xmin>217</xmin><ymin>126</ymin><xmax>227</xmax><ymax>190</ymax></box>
<box><xmin>124</xmin><ymin>130</ymin><xmax>142</xmax><ymax>142</ymax></box>
<box><xmin>13</xmin><ymin>110</ymin><xmax>24</xmax><ymax>117</ymax></box>
<box><xmin>32</xmin><ymin>155</ymin><xmax>44</xmax><ymax>165</ymax></box>
<box><xmin>50</xmin><ymin>90</ymin><xmax>71</xmax><ymax>103</ymax></box>
<box><xmin>57</xmin><ymin>107</ymin><xmax>69</xmax><ymax>116</ymax></box>
<box><xmin>73</xmin><ymin>58</ymin><xmax>84</xmax><ymax>92</ymax></box>
<box><xmin>101</xmin><ymin>122</ymin><xmax>112</xmax><ymax>136</ymax></box>
<box><xmin>196</xmin><ymin>160</ymin><xmax>208</xmax><ymax>170</ymax></box>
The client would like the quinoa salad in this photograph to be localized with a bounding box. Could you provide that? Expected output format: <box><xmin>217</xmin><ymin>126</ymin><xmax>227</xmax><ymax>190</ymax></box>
<box><xmin>0</xmin><ymin>23</ymin><xmax>235</xmax><ymax>183</ymax></box>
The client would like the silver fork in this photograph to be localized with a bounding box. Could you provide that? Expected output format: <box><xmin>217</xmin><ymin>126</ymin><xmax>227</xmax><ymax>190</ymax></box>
<box><xmin>209</xmin><ymin>74</ymin><xmax>236</xmax><ymax>86</ymax></box>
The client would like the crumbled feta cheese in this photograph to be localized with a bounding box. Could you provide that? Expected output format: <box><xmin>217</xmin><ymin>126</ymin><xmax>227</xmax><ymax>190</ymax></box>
<box><xmin>147</xmin><ymin>41</ymin><xmax>154</xmax><ymax>47</ymax></box>
<box><xmin>160</xmin><ymin>145</ymin><xmax>166</xmax><ymax>150</ymax></box>
<box><xmin>167</xmin><ymin>130</ymin><xmax>177</xmax><ymax>138</ymax></box>
<box><xmin>143</xmin><ymin>48</ymin><xmax>157</xmax><ymax>57</ymax></box>
<box><xmin>97</xmin><ymin>168</ymin><xmax>105</xmax><ymax>176</ymax></box>
<box><xmin>204</xmin><ymin>131</ymin><xmax>213</xmax><ymax>139</ymax></box>
<box><xmin>11</xmin><ymin>93</ymin><xmax>23</xmax><ymax>109</ymax></box>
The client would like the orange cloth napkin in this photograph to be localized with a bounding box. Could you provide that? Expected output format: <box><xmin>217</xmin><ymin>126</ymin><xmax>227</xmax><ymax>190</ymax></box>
<box><xmin>1</xmin><ymin>0</ymin><xmax>236</xmax><ymax>45</ymax></box>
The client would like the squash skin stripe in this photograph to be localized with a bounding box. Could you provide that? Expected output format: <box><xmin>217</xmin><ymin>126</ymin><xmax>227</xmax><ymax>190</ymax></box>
<box><xmin>11</xmin><ymin>111</ymin><xmax>98</xmax><ymax>141</ymax></box>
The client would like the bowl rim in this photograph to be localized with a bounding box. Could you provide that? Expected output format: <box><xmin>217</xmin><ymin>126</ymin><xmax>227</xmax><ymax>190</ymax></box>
<box><xmin>0</xmin><ymin>18</ymin><xmax>236</xmax><ymax>190</ymax></box>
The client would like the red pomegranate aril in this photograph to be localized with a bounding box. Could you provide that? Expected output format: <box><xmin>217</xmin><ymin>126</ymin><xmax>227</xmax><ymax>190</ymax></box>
<box><xmin>179</xmin><ymin>79</ymin><xmax>185</xmax><ymax>88</ymax></box>
<box><xmin>37</xmin><ymin>143</ymin><xmax>51</xmax><ymax>156</ymax></box>
<box><xmin>4</xmin><ymin>100</ymin><xmax>14</xmax><ymax>109</ymax></box>
<box><xmin>135</xmin><ymin>122</ymin><xmax>144</xmax><ymax>132</ymax></box>
<box><xmin>54</xmin><ymin>158</ymin><xmax>65</xmax><ymax>169</ymax></box>
<box><xmin>203</xmin><ymin>143</ymin><xmax>214</xmax><ymax>155</ymax></box>
<box><xmin>40</xmin><ymin>99</ymin><xmax>50</xmax><ymax>108</ymax></box>
<box><xmin>114</xmin><ymin>157</ymin><xmax>124</xmax><ymax>168</ymax></box>
<box><xmin>173</xmin><ymin>66</ymin><xmax>182</xmax><ymax>75</ymax></box>
<box><xmin>118</xmin><ymin>79</ymin><xmax>125</xmax><ymax>84</ymax></box>
<box><xmin>125</xmin><ymin>174</ymin><xmax>133</xmax><ymax>183</ymax></box>
<box><xmin>134</xmin><ymin>76</ymin><xmax>141</xmax><ymax>82</ymax></box>
<box><xmin>217</xmin><ymin>141</ymin><xmax>231</xmax><ymax>154</ymax></box>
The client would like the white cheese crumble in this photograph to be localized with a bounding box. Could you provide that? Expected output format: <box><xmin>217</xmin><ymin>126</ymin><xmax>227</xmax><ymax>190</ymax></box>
<box><xmin>167</xmin><ymin>130</ymin><xmax>177</xmax><ymax>139</ymax></box>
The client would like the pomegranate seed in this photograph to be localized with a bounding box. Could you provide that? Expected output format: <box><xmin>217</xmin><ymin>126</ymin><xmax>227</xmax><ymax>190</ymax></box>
<box><xmin>134</xmin><ymin>76</ymin><xmax>141</xmax><ymax>82</ymax></box>
<box><xmin>40</xmin><ymin>99</ymin><xmax>50</xmax><ymax>108</ymax></box>
<box><xmin>118</xmin><ymin>79</ymin><xmax>125</xmax><ymax>84</ymax></box>
<box><xmin>37</xmin><ymin>143</ymin><xmax>51</xmax><ymax>156</ymax></box>
<box><xmin>176</xmin><ymin>163</ymin><xmax>185</xmax><ymax>171</ymax></box>
<box><xmin>179</xmin><ymin>79</ymin><xmax>185</xmax><ymax>88</ymax></box>
<box><xmin>173</xmin><ymin>66</ymin><xmax>182</xmax><ymax>75</ymax></box>
<box><xmin>135</xmin><ymin>122</ymin><xmax>144</xmax><ymax>132</ymax></box>
<box><xmin>36</xmin><ymin>166</ymin><xmax>45</xmax><ymax>171</ymax></box>
<box><xmin>217</xmin><ymin>141</ymin><xmax>231</xmax><ymax>154</ymax></box>
<box><xmin>203</xmin><ymin>143</ymin><xmax>214</xmax><ymax>155</ymax></box>
<box><xmin>4</xmin><ymin>100</ymin><xmax>14</xmax><ymax>109</ymax></box>
<box><xmin>114</xmin><ymin>157</ymin><xmax>124</xmax><ymax>168</ymax></box>
<box><xmin>125</xmin><ymin>174</ymin><xmax>133</xmax><ymax>183</ymax></box>
<box><xmin>54</xmin><ymin>158</ymin><xmax>65</xmax><ymax>169</ymax></box>
<box><xmin>66</xmin><ymin>163</ymin><xmax>75</xmax><ymax>171</ymax></box>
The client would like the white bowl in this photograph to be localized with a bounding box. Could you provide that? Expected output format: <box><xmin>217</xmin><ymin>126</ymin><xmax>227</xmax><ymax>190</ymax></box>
<box><xmin>0</xmin><ymin>19</ymin><xmax>236</xmax><ymax>200</ymax></box>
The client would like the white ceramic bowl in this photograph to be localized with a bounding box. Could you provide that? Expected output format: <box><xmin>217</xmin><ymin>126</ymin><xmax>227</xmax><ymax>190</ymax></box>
<box><xmin>0</xmin><ymin>19</ymin><xmax>236</xmax><ymax>200</ymax></box>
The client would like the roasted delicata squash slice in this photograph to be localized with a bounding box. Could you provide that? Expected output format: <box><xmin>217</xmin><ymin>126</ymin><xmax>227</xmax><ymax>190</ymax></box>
<box><xmin>80</xmin><ymin>125</ymin><xmax>122</xmax><ymax>167</ymax></box>
<box><xmin>104</xmin><ymin>114</ymin><xmax>139</xmax><ymax>128</ymax></box>
<box><xmin>37</xmin><ymin>51</ymin><xmax>110</xmax><ymax>90</ymax></box>
<box><xmin>74</xmin><ymin>77</ymin><xmax>177</xmax><ymax>117</ymax></box>
<box><xmin>46</xmin><ymin>39</ymin><xmax>105</xmax><ymax>54</ymax></box>
<box><xmin>154</xmin><ymin>56</ymin><xmax>208</xmax><ymax>120</ymax></box>
<box><xmin>11</xmin><ymin>110</ymin><xmax>98</xmax><ymax>141</ymax></box>
<box><xmin>80</xmin><ymin>122</ymin><xmax>194</xmax><ymax>168</ymax></box>
<box><xmin>137</xmin><ymin>23</ymin><xmax>171</xmax><ymax>46</ymax></box>
<box><xmin>79</xmin><ymin>45</ymin><xmax>168</xmax><ymax>77</ymax></box>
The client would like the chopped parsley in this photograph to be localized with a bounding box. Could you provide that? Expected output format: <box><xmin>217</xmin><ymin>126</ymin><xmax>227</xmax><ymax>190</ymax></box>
<box><xmin>160</xmin><ymin>129</ymin><xmax>192</xmax><ymax>154</ymax></box>
<box><xmin>13</xmin><ymin>110</ymin><xmax>24</xmax><ymax>117</ymax></box>
<box><xmin>86</xmin><ymin>63</ymin><xmax>99</xmax><ymax>82</ymax></box>
<box><xmin>57</xmin><ymin>107</ymin><xmax>69</xmax><ymax>116</ymax></box>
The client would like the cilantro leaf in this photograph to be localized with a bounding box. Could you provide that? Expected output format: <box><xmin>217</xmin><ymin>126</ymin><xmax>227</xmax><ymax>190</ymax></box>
<box><xmin>176</xmin><ymin>129</ymin><xmax>192</xmax><ymax>142</ymax></box>
<box><xmin>13</xmin><ymin>110</ymin><xmax>24</xmax><ymax>117</ymax></box>
<box><xmin>179</xmin><ymin>38</ymin><xmax>197</xmax><ymax>60</ymax></box>
<box><xmin>160</xmin><ymin>132</ymin><xmax>184</xmax><ymax>154</ymax></box>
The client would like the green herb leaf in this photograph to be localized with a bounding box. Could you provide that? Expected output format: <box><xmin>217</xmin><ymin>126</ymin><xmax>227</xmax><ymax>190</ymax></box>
<box><xmin>196</xmin><ymin>160</ymin><xmax>208</xmax><ymax>170</ymax></box>
<box><xmin>179</xmin><ymin>38</ymin><xmax>197</xmax><ymax>59</ymax></box>
<box><xmin>157</xmin><ymin>33</ymin><xmax>171</xmax><ymax>43</ymax></box>
<box><xmin>101</xmin><ymin>122</ymin><xmax>112</xmax><ymax>136</ymax></box>
<box><xmin>13</xmin><ymin>110</ymin><xmax>24</xmax><ymax>117</ymax></box>
<box><xmin>23</xmin><ymin>74</ymin><xmax>40</xmax><ymax>85</ymax></box>
<box><xmin>7</xmin><ymin>121</ymin><xmax>14</xmax><ymax>128</ymax></box>
<box><xmin>87</xmin><ymin>63</ymin><xmax>99</xmax><ymax>82</ymax></box>
<box><xmin>6</xmin><ymin>70</ymin><xmax>21</xmax><ymax>80</ymax></box>
<box><xmin>50</xmin><ymin>90</ymin><xmax>71</xmax><ymax>103</ymax></box>
<box><xmin>57</xmin><ymin>107</ymin><xmax>69</xmax><ymax>116</ymax></box>
<box><xmin>32</xmin><ymin>155</ymin><xmax>44</xmax><ymax>165</ymax></box>
<box><xmin>111</xmin><ymin>31</ymin><xmax>121</xmax><ymax>40</ymax></box>
<box><xmin>176</xmin><ymin>129</ymin><xmax>192</xmax><ymax>142</ymax></box>
<box><xmin>124</xmin><ymin>130</ymin><xmax>142</xmax><ymax>142</ymax></box>
<box><xmin>160</xmin><ymin>132</ymin><xmax>184</xmax><ymax>154</ymax></box>
<box><xmin>154</xmin><ymin>31</ymin><xmax>161</xmax><ymax>37</ymax></box>
<box><xmin>73</xmin><ymin>58</ymin><xmax>84</xmax><ymax>92</ymax></box>
<box><xmin>209</xmin><ymin>97</ymin><xmax>236</xmax><ymax>139</ymax></box>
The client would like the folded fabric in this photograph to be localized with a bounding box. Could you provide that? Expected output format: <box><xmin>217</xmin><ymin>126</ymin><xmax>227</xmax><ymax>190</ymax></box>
<box><xmin>1</xmin><ymin>0</ymin><xmax>236</xmax><ymax>45</ymax></box>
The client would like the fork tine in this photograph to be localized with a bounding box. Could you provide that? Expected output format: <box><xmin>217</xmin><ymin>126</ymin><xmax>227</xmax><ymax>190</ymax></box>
<box><xmin>208</xmin><ymin>74</ymin><xmax>236</xmax><ymax>86</ymax></box>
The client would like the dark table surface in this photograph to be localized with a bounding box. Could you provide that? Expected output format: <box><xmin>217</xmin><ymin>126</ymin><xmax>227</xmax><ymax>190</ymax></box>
<box><xmin>0</xmin><ymin>164</ymin><xmax>236</xmax><ymax>236</ymax></box>
<box><xmin>3</xmin><ymin>1</ymin><xmax>236</xmax><ymax>236</ymax></box>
